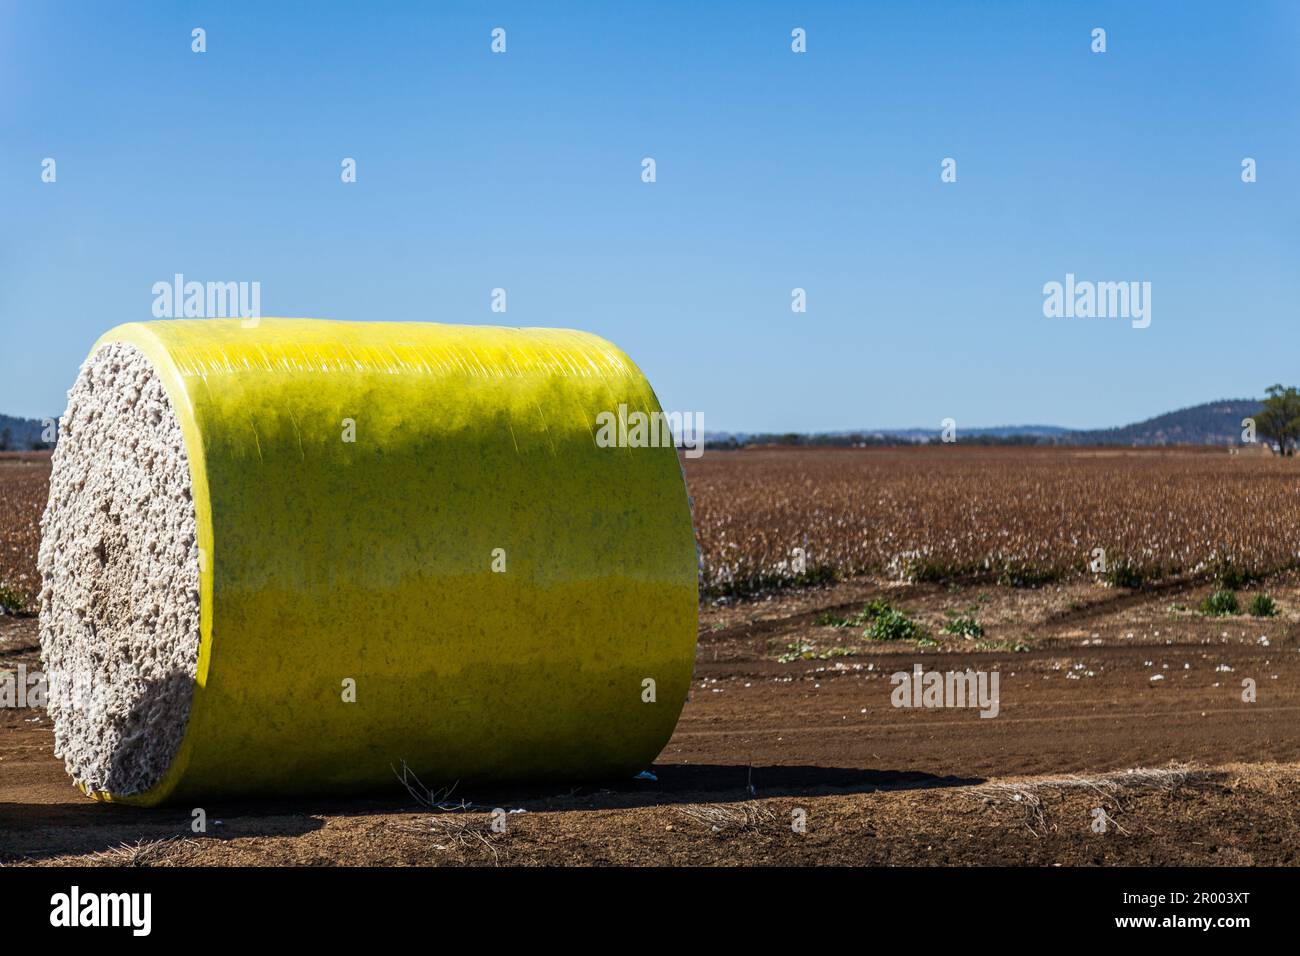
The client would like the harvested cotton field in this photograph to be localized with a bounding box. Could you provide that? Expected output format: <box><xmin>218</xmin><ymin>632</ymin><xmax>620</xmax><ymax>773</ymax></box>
<box><xmin>3</xmin><ymin>446</ymin><xmax>1299</xmax><ymax>865</ymax></box>
<box><xmin>687</xmin><ymin>447</ymin><xmax>1300</xmax><ymax>597</ymax></box>
<box><xmin>0</xmin><ymin>452</ymin><xmax>48</xmax><ymax>615</ymax></box>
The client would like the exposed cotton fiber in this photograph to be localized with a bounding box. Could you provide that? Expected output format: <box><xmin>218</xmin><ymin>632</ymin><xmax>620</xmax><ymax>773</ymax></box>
<box><xmin>38</xmin><ymin>342</ymin><xmax>200</xmax><ymax>796</ymax></box>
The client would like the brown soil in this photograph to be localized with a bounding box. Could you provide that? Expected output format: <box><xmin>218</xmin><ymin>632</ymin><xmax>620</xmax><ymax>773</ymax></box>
<box><xmin>4</xmin><ymin>570</ymin><xmax>1299</xmax><ymax>866</ymax></box>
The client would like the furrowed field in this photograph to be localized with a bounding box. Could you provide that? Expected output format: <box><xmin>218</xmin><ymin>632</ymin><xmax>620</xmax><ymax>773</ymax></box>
<box><xmin>683</xmin><ymin>446</ymin><xmax>1300</xmax><ymax>597</ymax></box>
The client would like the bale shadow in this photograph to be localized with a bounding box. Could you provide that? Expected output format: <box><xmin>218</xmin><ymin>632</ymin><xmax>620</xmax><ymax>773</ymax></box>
<box><xmin>0</xmin><ymin>763</ymin><xmax>981</xmax><ymax>860</ymax></box>
<box><xmin>0</xmin><ymin>797</ymin><xmax>326</xmax><ymax>864</ymax></box>
<box><xmin>154</xmin><ymin>763</ymin><xmax>982</xmax><ymax>821</ymax></box>
<box><xmin>431</xmin><ymin>764</ymin><xmax>985</xmax><ymax>813</ymax></box>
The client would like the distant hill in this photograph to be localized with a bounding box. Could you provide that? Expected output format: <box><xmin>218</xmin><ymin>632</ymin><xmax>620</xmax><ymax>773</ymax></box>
<box><xmin>0</xmin><ymin>413</ymin><xmax>49</xmax><ymax>451</ymax></box>
<box><xmin>1059</xmin><ymin>399</ymin><xmax>1262</xmax><ymax>446</ymax></box>
<box><xmin>706</xmin><ymin>399</ymin><xmax>1267</xmax><ymax>448</ymax></box>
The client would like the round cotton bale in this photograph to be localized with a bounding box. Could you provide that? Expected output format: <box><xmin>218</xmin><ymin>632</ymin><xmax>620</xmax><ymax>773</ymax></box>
<box><xmin>38</xmin><ymin>319</ymin><xmax>698</xmax><ymax>805</ymax></box>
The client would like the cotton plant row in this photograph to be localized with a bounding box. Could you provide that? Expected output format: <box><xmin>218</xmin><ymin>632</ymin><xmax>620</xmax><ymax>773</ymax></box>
<box><xmin>684</xmin><ymin>448</ymin><xmax>1300</xmax><ymax>598</ymax></box>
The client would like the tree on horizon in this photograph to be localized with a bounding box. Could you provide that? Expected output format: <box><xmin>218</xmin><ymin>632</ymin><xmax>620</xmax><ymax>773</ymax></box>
<box><xmin>1255</xmin><ymin>385</ymin><xmax>1300</xmax><ymax>456</ymax></box>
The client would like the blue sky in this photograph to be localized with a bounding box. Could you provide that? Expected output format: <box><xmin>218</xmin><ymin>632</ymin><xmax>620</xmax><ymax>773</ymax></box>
<box><xmin>2</xmin><ymin>1</ymin><xmax>1297</xmax><ymax>431</ymax></box>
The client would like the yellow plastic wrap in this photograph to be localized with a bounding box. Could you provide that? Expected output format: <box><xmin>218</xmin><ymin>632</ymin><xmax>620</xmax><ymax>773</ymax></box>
<box><xmin>86</xmin><ymin>318</ymin><xmax>698</xmax><ymax>805</ymax></box>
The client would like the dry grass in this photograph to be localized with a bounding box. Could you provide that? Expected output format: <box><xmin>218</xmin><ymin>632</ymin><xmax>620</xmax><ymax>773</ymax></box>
<box><xmin>391</xmin><ymin>761</ymin><xmax>512</xmax><ymax>862</ymax></box>
<box><xmin>424</xmin><ymin>815</ymin><xmax>504</xmax><ymax>859</ymax></box>
<box><xmin>392</xmin><ymin>813</ymin><xmax>509</xmax><ymax>863</ymax></box>
<box><xmin>80</xmin><ymin>836</ymin><xmax>197</xmax><ymax>867</ymax></box>
<box><xmin>677</xmin><ymin>801</ymin><xmax>777</xmax><ymax>834</ymax></box>
<box><xmin>963</xmin><ymin>766</ymin><xmax>1213</xmax><ymax>838</ymax></box>
<box><xmin>392</xmin><ymin>760</ymin><xmax>478</xmax><ymax>812</ymax></box>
